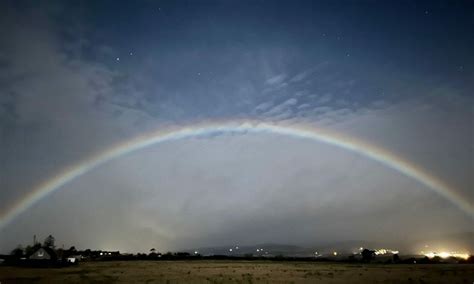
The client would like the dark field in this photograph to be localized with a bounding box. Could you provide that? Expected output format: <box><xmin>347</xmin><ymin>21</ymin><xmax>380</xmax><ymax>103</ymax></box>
<box><xmin>1</xmin><ymin>261</ymin><xmax>473</xmax><ymax>283</ymax></box>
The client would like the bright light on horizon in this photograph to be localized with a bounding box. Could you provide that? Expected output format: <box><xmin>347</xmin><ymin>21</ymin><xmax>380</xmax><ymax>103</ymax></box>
<box><xmin>374</xmin><ymin>248</ymin><xmax>399</xmax><ymax>255</ymax></box>
<box><xmin>423</xmin><ymin>251</ymin><xmax>470</xmax><ymax>260</ymax></box>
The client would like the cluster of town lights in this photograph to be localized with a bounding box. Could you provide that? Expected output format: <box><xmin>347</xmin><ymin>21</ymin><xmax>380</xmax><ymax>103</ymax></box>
<box><xmin>374</xmin><ymin>249</ymin><xmax>399</xmax><ymax>255</ymax></box>
<box><xmin>357</xmin><ymin>247</ymin><xmax>398</xmax><ymax>255</ymax></box>
<box><xmin>220</xmin><ymin>245</ymin><xmax>470</xmax><ymax>260</ymax></box>
<box><xmin>422</xmin><ymin>251</ymin><xmax>469</xmax><ymax>260</ymax></box>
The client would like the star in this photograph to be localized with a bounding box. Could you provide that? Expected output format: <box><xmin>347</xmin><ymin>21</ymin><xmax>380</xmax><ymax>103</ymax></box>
<box><xmin>116</xmin><ymin>57</ymin><xmax>120</xmax><ymax>61</ymax></box>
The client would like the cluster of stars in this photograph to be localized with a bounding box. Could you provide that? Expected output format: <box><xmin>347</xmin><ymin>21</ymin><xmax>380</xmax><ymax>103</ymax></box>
<box><xmin>116</xmin><ymin>51</ymin><xmax>134</xmax><ymax>62</ymax></box>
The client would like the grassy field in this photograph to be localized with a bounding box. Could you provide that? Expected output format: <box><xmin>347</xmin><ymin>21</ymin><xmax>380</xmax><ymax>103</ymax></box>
<box><xmin>0</xmin><ymin>260</ymin><xmax>473</xmax><ymax>283</ymax></box>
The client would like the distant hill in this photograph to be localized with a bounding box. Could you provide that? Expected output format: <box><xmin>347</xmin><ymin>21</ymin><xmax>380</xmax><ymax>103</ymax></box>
<box><xmin>191</xmin><ymin>243</ymin><xmax>308</xmax><ymax>257</ymax></box>
<box><xmin>188</xmin><ymin>232</ymin><xmax>473</xmax><ymax>256</ymax></box>
<box><xmin>190</xmin><ymin>241</ymin><xmax>383</xmax><ymax>257</ymax></box>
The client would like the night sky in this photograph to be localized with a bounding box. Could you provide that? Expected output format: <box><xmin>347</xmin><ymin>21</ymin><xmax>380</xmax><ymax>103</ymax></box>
<box><xmin>0</xmin><ymin>0</ymin><xmax>473</xmax><ymax>253</ymax></box>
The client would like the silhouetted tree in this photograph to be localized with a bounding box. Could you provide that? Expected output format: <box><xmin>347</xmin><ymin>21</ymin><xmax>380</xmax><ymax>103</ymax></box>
<box><xmin>80</xmin><ymin>249</ymin><xmax>92</xmax><ymax>258</ymax></box>
<box><xmin>392</xmin><ymin>253</ymin><xmax>400</xmax><ymax>263</ymax></box>
<box><xmin>466</xmin><ymin>255</ymin><xmax>474</xmax><ymax>263</ymax></box>
<box><xmin>149</xmin><ymin>248</ymin><xmax>158</xmax><ymax>258</ymax></box>
<box><xmin>361</xmin><ymin>249</ymin><xmax>376</xmax><ymax>262</ymax></box>
<box><xmin>24</xmin><ymin>243</ymin><xmax>41</xmax><ymax>256</ymax></box>
<box><xmin>175</xmin><ymin>252</ymin><xmax>190</xmax><ymax>257</ymax></box>
<box><xmin>61</xmin><ymin>246</ymin><xmax>77</xmax><ymax>258</ymax></box>
<box><xmin>10</xmin><ymin>245</ymin><xmax>24</xmax><ymax>258</ymax></box>
<box><xmin>44</xmin><ymin>235</ymin><xmax>55</xmax><ymax>248</ymax></box>
<box><xmin>24</xmin><ymin>245</ymin><xmax>32</xmax><ymax>255</ymax></box>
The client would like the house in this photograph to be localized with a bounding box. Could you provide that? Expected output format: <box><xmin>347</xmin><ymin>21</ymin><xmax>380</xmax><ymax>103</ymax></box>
<box><xmin>66</xmin><ymin>255</ymin><xmax>82</xmax><ymax>264</ymax></box>
<box><xmin>29</xmin><ymin>247</ymin><xmax>58</xmax><ymax>262</ymax></box>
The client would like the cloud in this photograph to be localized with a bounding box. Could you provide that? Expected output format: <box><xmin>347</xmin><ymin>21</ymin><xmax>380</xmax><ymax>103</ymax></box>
<box><xmin>317</xmin><ymin>93</ymin><xmax>333</xmax><ymax>104</ymax></box>
<box><xmin>0</xmin><ymin>6</ymin><xmax>154</xmax><ymax>212</ymax></box>
<box><xmin>289</xmin><ymin>70</ymin><xmax>311</xmax><ymax>83</ymax></box>
<box><xmin>289</xmin><ymin>62</ymin><xmax>330</xmax><ymax>84</ymax></box>
<box><xmin>254</xmin><ymin>101</ymin><xmax>274</xmax><ymax>112</ymax></box>
<box><xmin>297</xmin><ymin>103</ymin><xmax>311</xmax><ymax>110</ymax></box>
<box><xmin>261</xmin><ymin>98</ymin><xmax>298</xmax><ymax>120</ymax></box>
<box><xmin>265</xmin><ymin>74</ymin><xmax>287</xmax><ymax>86</ymax></box>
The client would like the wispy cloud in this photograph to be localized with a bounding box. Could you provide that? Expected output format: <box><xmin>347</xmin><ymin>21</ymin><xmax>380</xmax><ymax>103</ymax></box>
<box><xmin>265</xmin><ymin>74</ymin><xmax>287</xmax><ymax>86</ymax></box>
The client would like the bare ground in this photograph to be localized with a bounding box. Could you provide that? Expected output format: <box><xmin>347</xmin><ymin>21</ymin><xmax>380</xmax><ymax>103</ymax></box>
<box><xmin>0</xmin><ymin>260</ymin><xmax>473</xmax><ymax>283</ymax></box>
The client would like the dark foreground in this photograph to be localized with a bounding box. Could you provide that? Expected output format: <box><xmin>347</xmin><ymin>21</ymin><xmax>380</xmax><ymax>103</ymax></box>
<box><xmin>1</xmin><ymin>260</ymin><xmax>473</xmax><ymax>283</ymax></box>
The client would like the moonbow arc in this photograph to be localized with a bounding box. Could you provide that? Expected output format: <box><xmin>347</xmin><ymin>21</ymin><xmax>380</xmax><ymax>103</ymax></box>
<box><xmin>1</xmin><ymin>121</ymin><xmax>472</xmax><ymax>229</ymax></box>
